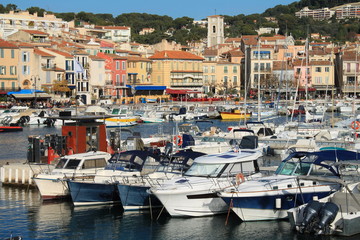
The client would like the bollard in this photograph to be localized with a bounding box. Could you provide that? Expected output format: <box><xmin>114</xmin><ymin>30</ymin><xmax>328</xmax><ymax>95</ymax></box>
<box><xmin>0</xmin><ymin>167</ymin><xmax>4</xmax><ymax>183</ymax></box>
<box><xmin>15</xmin><ymin>169</ymin><xmax>19</xmax><ymax>183</ymax></box>
<box><xmin>8</xmin><ymin>168</ymin><xmax>12</xmax><ymax>183</ymax></box>
<box><xmin>22</xmin><ymin>169</ymin><xmax>26</xmax><ymax>184</ymax></box>
<box><xmin>28</xmin><ymin>169</ymin><xmax>33</xmax><ymax>185</ymax></box>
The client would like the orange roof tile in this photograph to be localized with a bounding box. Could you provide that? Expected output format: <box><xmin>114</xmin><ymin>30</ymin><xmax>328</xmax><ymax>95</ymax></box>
<box><xmin>0</xmin><ymin>39</ymin><xmax>18</xmax><ymax>48</ymax></box>
<box><xmin>45</xmin><ymin>48</ymin><xmax>73</xmax><ymax>58</ymax></box>
<box><xmin>149</xmin><ymin>51</ymin><xmax>204</xmax><ymax>60</ymax></box>
<box><xmin>21</xmin><ymin>30</ymin><xmax>48</xmax><ymax>35</ymax></box>
<box><xmin>34</xmin><ymin>48</ymin><xmax>54</xmax><ymax>57</ymax></box>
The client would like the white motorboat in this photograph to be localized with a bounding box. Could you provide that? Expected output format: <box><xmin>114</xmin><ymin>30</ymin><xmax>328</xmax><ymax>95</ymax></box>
<box><xmin>105</xmin><ymin>107</ymin><xmax>138</xmax><ymax>127</ymax></box>
<box><xmin>218</xmin><ymin>150</ymin><xmax>360</xmax><ymax>221</ymax></box>
<box><xmin>33</xmin><ymin>151</ymin><xmax>111</xmax><ymax>200</ymax></box>
<box><xmin>150</xmin><ymin>150</ymin><xmax>263</xmax><ymax>217</ymax></box>
<box><xmin>288</xmin><ymin>175</ymin><xmax>360</xmax><ymax>236</ymax></box>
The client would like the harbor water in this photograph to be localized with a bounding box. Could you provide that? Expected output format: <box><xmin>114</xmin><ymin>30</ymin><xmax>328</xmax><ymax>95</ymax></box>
<box><xmin>0</xmin><ymin>118</ymin><xmax>356</xmax><ymax>240</ymax></box>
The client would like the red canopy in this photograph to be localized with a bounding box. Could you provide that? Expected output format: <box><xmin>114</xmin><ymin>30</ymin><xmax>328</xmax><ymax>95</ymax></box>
<box><xmin>166</xmin><ymin>89</ymin><xmax>201</xmax><ymax>94</ymax></box>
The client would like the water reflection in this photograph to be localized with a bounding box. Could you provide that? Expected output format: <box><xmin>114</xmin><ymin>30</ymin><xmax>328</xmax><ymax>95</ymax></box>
<box><xmin>0</xmin><ymin>186</ymin><xmax>358</xmax><ymax>240</ymax></box>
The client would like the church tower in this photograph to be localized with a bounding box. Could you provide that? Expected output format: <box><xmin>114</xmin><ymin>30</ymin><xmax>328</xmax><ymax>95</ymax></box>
<box><xmin>207</xmin><ymin>15</ymin><xmax>224</xmax><ymax>48</ymax></box>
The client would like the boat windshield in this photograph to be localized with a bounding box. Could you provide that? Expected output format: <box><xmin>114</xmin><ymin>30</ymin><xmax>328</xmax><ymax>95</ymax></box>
<box><xmin>55</xmin><ymin>158</ymin><xmax>68</xmax><ymax>169</ymax></box>
<box><xmin>275</xmin><ymin>161</ymin><xmax>312</xmax><ymax>176</ymax></box>
<box><xmin>184</xmin><ymin>162</ymin><xmax>225</xmax><ymax>177</ymax></box>
<box><xmin>64</xmin><ymin>159</ymin><xmax>81</xmax><ymax>169</ymax></box>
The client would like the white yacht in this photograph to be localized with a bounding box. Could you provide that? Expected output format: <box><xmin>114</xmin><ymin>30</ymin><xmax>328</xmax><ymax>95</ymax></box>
<box><xmin>218</xmin><ymin>150</ymin><xmax>359</xmax><ymax>221</ymax></box>
<box><xmin>33</xmin><ymin>151</ymin><xmax>111</xmax><ymax>200</ymax></box>
<box><xmin>150</xmin><ymin>150</ymin><xmax>263</xmax><ymax>217</ymax></box>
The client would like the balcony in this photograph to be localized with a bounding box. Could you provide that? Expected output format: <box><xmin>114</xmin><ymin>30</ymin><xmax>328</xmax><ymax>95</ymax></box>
<box><xmin>105</xmin><ymin>80</ymin><xmax>113</xmax><ymax>86</ymax></box>
<box><xmin>114</xmin><ymin>82</ymin><xmax>126</xmax><ymax>88</ymax></box>
<box><xmin>170</xmin><ymin>81</ymin><xmax>204</xmax><ymax>87</ymax></box>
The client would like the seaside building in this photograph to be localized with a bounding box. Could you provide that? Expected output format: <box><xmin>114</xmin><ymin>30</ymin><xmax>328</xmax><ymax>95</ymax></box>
<box><xmin>295</xmin><ymin>7</ymin><xmax>335</xmax><ymax>20</ymax></box>
<box><xmin>310</xmin><ymin>60</ymin><xmax>335</xmax><ymax>96</ymax></box>
<box><xmin>0</xmin><ymin>10</ymin><xmax>69</xmax><ymax>39</ymax></box>
<box><xmin>88</xmin><ymin>55</ymin><xmax>106</xmax><ymax>102</ymax></box>
<box><xmin>333</xmin><ymin>3</ymin><xmax>360</xmax><ymax>19</ymax></box>
<box><xmin>0</xmin><ymin>40</ymin><xmax>19</xmax><ymax>92</ymax></box>
<box><xmin>341</xmin><ymin>50</ymin><xmax>360</xmax><ymax>96</ymax></box>
<box><xmin>97</xmin><ymin>52</ymin><xmax>127</xmax><ymax>101</ymax></box>
<box><xmin>149</xmin><ymin>50</ymin><xmax>204</xmax><ymax>94</ymax></box>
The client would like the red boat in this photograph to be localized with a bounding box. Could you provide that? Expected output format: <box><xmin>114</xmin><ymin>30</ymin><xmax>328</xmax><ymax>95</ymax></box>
<box><xmin>0</xmin><ymin>126</ymin><xmax>23</xmax><ymax>132</ymax></box>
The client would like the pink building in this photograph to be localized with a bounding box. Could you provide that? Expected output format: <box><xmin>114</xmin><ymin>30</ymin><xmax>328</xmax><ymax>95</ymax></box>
<box><xmin>97</xmin><ymin>52</ymin><xmax>127</xmax><ymax>99</ymax></box>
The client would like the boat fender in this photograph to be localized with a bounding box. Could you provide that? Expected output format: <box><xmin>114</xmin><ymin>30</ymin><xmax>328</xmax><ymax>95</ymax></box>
<box><xmin>236</xmin><ymin>173</ymin><xmax>245</xmax><ymax>184</ymax></box>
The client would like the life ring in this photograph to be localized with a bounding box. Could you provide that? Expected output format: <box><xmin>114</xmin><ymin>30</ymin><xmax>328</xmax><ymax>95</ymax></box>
<box><xmin>236</xmin><ymin>173</ymin><xmax>245</xmax><ymax>185</ymax></box>
<box><xmin>173</xmin><ymin>135</ymin><xmax>183</xmax><ymax>146</ymax></box>
<box><xmin>351</xmin><ymin>121</ymin><xmax>360</xmax><ymax>130</ymax></box>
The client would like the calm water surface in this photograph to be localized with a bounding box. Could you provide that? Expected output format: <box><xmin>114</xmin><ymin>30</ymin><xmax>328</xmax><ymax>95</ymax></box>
<box><xmin>0</xmin><ymin>118</ymin><xmax>355</xmax><ymax>240</ymax></box>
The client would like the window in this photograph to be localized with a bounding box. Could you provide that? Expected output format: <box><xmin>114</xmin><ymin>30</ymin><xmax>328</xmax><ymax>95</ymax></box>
<box><xmin>213</xmin><ymin>26</ymin><xmax>216</xmax><ymax>33</ymax></box>
<box><xmin>325</xmin><ymin>67</ymin><xmax>330</xmax><ymax>72</ymax></box>
<box><xmin>22</xmin><ymin>52</ymin><xmax>29</xmax><ymax>62</ymax></box>
<box><xmin>116</xmin><ymin>74</ymin><xmax>120</xmax><ymax>83</ymax></box>
<box><xmin>66</xmin><ymin>60</ymin><xmax>73</xmax><ymax>71</ymax></box>
<box><xmin>1</xmin><ymin>82</ymin><xmax>4</xmax><ymax>90</ymax></box>
<box><xmin>315</xmin><ymin>67</ymin><xmax>321</xmax><ymax>72</ymax></box>
<box><xmin>315</xmin><ymin>77</ymin><xmax>322</xmax><ymax>84</ymax></box>
<box><xmin>204</xmin><ymin>66</ymin><xmax>208</xmax><ymax>73</ymax></box>
<box><xmin>211</xmin><ymin>66</ymin><xmax>215</xmax><ymax>73</ymax></box>
<box><xmin>0</xmin><ymin>49</ymin><xmax>4</xmax><ymax>58</ymax></box>
<box><xmin>204</xmin><ymin>75</ymin><xmax>208</xmax><ymax>83</ymax></box>
<box><xmin>0</xmin><ymin>66</ymin><xmax>5</xmax><ymax>75</ymax></box>
<box><xmin>122</xmin><ymin>61</ymin><xmax>126</xmax><ymax>70</ymax></box>
<box><xmin>224</xmin><ymin>66</ymin><xmax>228</xmax><ymax>74</ymax></box>
<box><xmin>116</xmin><ymin>61</ymin><xmax>120</xmax><ymax>70</ymax></box>
<box><xmin>10</xmin><ymin>66</ymin><xmax>16</xmax><ymax>75</ymax></box>
<box><xmin>233</xmin><ymin>76</ymin><xmax>238</xmax><ymax>85</ymax></box>
<box><xmin>233</xmin><ymin>66</ymin><xmax>237</xmax><ymax>73</ymax></box>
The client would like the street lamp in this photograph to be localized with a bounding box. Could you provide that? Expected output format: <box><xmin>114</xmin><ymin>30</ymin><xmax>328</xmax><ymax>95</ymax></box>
<box><xmin>31</xmin><ymin>75</ymin><xmax>40</xmax><ymax>107</ymax></box>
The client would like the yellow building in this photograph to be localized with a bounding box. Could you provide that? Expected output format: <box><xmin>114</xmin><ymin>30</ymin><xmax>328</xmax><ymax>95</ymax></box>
<box><xmin>149</xmin><ymin>50</ymin><xmax>204</xmax><ymax>92</ymax></box>
<box><xmin>203</xmin><ymin>61</ymin><xmax>240</xmax><ymax>94</ymax></box>
<box><xmin>310</xmin><ymin>60</ymin><xmax>335</xmax><ymax>95</ymax></box>
<box><xmin>0</xmin><ymin>40</ymin><xmax>19</xmax><ymax>92</ymax></box>
<box><xmin>126</xmin><ymin>56</ymin><xmax>152</xmax><ymax>85</ymax></box>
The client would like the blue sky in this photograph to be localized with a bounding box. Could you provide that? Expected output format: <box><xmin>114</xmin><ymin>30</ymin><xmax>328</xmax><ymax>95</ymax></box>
<box><xmin>5</xmin><ymin>0</ymin><xmax>297</xmax><ymax>19</ymax></box>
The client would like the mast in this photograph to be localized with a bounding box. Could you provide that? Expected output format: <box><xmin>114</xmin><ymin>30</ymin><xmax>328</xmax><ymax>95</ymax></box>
<box><xmin>257</xmin><ymin>37</ymin><xmax>261</xmax><ymax>121</ymax></box>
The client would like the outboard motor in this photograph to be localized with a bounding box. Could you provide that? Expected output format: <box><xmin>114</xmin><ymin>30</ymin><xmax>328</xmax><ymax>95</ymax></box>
<box><xmin>316</xmin><ymin>202</ymin><xmax>339</xmax><ymax>235</ymax></box>
<box><xmin>299</xmin><ymin>200</ymin><xmax>323</xmax><ymax>233</ymax></box>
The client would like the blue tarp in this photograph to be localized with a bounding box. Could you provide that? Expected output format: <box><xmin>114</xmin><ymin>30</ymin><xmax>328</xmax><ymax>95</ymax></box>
<box><xmin>7</xmin><ymin>89</ymin><xmax>45</xmax><ymax>95</ymax></box>
<box><xmin>126</xmin><ymin>85</ymin><xmax>166</xmax><ymax>91</ymax></box>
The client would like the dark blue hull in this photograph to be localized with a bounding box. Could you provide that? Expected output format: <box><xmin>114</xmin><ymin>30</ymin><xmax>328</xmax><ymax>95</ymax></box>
<box><xmin>222</xmin><ymin>191</ymin><xmax>336</xmax><ymax>210</ymax></box>
<box><xmin>117</xmin><ymin>184</ymin><xmax>162</xmax><ymax>210</ymax></box>
<box><xmin>67</xmin><ymin>181</ymin><xmax>120</xmax><ymax>206</ymax></box>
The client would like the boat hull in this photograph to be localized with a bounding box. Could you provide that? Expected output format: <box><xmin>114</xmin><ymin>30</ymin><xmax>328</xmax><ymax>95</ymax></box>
<box><xmin>117</xmin><ymin>184</ymin><xmax>161</xmax><ymax>210</ymax></box>
<box><xmin>153</xmin><ymin>189</ymin><xmax>228</xmax><ymax>217</ymax></box>
<box><xmin>220</xmin><ymin>112</ymin><xmax>251</xmax><ymax>120</ymax></box>
<box><xmin>221</xmin><ymin>189</ymin><xmax>337</xmax><ymax>221</ymax></box>
<box><xmin>0</xmin><ymin>126</ymin><xmax>23</xmax><ymax>132</ymax></box>
<box><xmin>67</xmin><ymin>181</ymin><xmax>120</xmax><ymax>206</ymax></box>
<box><xmin>33</xmin><ymin>177</ymin><xmax>69</xmax><ymax>199</ymax></box>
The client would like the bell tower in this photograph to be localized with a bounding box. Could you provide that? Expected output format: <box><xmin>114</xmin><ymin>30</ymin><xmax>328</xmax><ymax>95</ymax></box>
<box><xmin>207</xmin><ymin>15</ymin><xmax>224</xmax><ymax>48</ymax></box>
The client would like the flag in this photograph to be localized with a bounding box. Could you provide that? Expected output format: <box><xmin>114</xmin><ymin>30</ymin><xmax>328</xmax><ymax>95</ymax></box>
<box><xmin>74</xmin><ymin>58</ymin><xmax>84</xmax><ymax>73</ymax></box>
